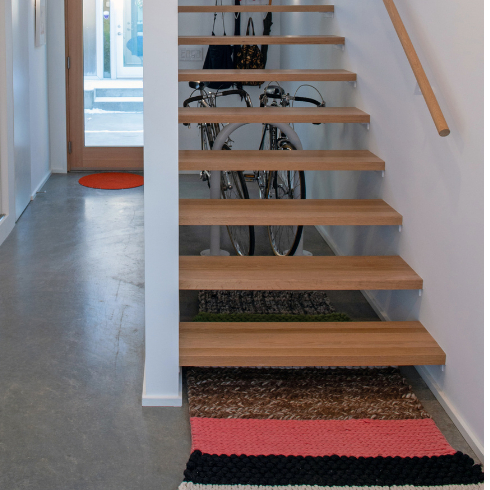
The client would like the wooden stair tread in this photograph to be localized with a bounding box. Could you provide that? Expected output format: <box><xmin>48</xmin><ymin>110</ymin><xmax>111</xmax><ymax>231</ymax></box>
<box><xmin>179</xmin><ymin>69</ymin><xmax>357</xmax><ymax>82</ymax></box>
<box><xmin>179</xmin><ymin>35</ymin><xmax>345</xmax><ymax>45</ymax></box>
<box><xmin>179</xmin><ymin>5</ymin><xmax>335</xmax><ymax>13</ymax></box>
<box><xmin>179</xmin><ymin>107</ymin><xmax>370</xmax><ymax>124</ymax></box>
<box><xmin>180</xmin><ymin>321</ymin><xmax>446</xmax><ymax>366</ymax></box>
<box><xmin>179</xmin><ymin>150</ymin><xmax>385</xmax><ymax>171</ymax></box>
<box><xmin>180</xmin><ymin>199</ymin><xmax>402</xmax><ymax>226</ymax></box>
<box><xmin>179</xmin><ymin>256</ymin><xmax>423</xmax><ymax>291</ymax></box>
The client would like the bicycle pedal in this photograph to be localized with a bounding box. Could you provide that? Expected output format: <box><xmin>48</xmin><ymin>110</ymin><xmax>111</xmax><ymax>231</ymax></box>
<box><xmin>243</xmin><ymin>173</ymin><xmax>255</xmax><ymax>181</ymax></box>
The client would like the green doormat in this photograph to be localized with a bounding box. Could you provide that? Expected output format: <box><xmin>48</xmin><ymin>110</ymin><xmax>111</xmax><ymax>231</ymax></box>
<box><xmin>193</xmin><ymin>312</ymin><xmax>351</xmax><ymax>323</ymax></box>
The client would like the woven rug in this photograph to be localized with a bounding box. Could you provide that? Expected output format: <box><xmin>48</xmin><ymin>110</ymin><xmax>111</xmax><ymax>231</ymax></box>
<box><xmin>198</xmin><ymin>291</ymin><xmax>335</xmax><ymax>315</ymax></box>
<box><xmin>179</xmin><ymin>367</ymin><xmax>484</xmax><ymax>489</ymax></box>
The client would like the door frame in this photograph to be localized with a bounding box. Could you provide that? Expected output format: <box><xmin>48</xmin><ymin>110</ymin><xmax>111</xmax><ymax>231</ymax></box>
<box><xmin>65</xmin><ymin>0</ymin><xmax>143</xmax><ymax>171</ymax></box>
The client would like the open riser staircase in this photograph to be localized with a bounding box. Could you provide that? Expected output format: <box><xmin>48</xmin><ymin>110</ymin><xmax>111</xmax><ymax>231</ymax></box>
<box><xmin>177</xmin><ymin>2</ymin><xmax>446</xmax><ymax>368</ymax></box>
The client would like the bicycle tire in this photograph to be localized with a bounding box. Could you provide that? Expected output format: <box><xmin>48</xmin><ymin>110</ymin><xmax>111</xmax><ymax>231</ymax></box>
<box><xmin>220</xmin><ymin>150</ymin><xmax>255</xmax><ymax>256</ymax></box>
<box><xmin>267</xmin><ymin>143</ymin><xmax>306</xmax><ymax>256</ymax></box>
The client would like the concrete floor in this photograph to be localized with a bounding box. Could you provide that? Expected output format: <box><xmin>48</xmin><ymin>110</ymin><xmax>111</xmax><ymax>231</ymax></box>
<box><xmin>0</xmin><ymin>173</ymin><xmax>479</xmax><ymax>490</ymax></box>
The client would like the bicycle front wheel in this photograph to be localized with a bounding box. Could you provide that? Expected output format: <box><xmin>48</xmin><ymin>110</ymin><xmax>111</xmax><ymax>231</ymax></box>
<box><xmin>267</xmin><ymin>165</ymin><xmax>306</xmax><ymax>256</ymax></box>
<box><xmin>221</xmin><ymin>170</ymin><xmax>255</xmax><ymax>256</ymax></box>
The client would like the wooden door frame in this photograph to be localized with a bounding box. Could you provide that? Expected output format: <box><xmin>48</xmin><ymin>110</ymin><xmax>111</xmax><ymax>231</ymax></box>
<box><xmin>65</xmin><ymin>0</ymin><xmax>143</xmax><ymax>171</ymax></box>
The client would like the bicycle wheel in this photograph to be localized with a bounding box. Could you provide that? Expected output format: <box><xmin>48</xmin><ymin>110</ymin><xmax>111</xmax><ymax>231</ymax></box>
<box><xmin>221</xmin><ymin>169</ymin><xmax>255</xmax><ymax>256</ymax></box>
<box><xmin>267</xmin><ymin>144</ymin><xmax>306</xmax><ymax>256</ymax></box>
<box><xmin>255</xmin><ymin>124</ymin><xmax>272</xmax><ymax>199</ymax></box>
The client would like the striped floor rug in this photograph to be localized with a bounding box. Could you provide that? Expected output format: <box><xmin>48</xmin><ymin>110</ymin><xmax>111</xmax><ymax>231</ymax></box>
<box><xmin>179</xmin><ymin>367</ymin><xmax>483</xmax><ymax>490</ymax></box>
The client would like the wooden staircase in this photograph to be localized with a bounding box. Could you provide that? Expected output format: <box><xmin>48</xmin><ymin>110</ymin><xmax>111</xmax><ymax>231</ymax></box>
<box><xmin>177</xmin><ymin>2</ymin><xmax>445</xmax><ymax>368</ymax></box>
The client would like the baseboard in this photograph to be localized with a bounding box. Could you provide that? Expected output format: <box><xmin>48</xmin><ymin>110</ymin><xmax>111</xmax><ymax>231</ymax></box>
<box><xmin>0</xmin><ymin>212</ymin><xmax>14</xmax><ymax>247</ymax></box>
<box><xmin>314</xmin><ymin>225</ymin><xmax>342</xmax><ymax>256</ymax></box>
<box><xmin>314</xmin><ymin>226</ymin><xmax>391</xmax><ymax>321</ymax></box>
<box><xmin>142</xmin><ymin>394</ymin><xmax>183</xmax><ymax>407</ymax></box>
<box><xmin>51</xmin><ymin>167</ymin><xmax>67</xmax><ymax>174</ymax></box>
<box><xmin>359</xmin><ymin>290</ymin><xmax>391</xmax><ymax>321</ymax></box>
<box><xmin>314</xmin><ymin>225</ymin><xmax>484</xmax><ymax>461</ymax></box>
<box><xmin>30</xmin><ymin>171</ymin><xmax>52</xmax><ymax>200</ymax></box>
<box><xmin>416</xmin><ymin>365</ymin><xmax>484</xmax><ymax>463</ymax></box>
<box><xmin>141</xmin><ymin>367</ymin><xmax>183</xmax><ymax>407</ymax></box>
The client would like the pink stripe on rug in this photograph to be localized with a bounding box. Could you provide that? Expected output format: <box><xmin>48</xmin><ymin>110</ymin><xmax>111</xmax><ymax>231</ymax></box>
<box><xmin>190</xmin><ymin>418</ymin><xmax>456</xmax><ymax>458</ymax></box>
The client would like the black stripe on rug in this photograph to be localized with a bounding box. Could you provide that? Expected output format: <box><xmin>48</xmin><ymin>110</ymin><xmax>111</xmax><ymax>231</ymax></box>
<box><xmin>184</xmin><ymin>451</ymin><xmax>484</xmax><ymax>487</ymax></box>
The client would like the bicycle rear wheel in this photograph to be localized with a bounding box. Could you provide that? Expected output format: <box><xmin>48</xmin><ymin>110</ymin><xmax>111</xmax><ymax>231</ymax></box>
<box><xmin>267</xmin><ymin>144</ymin><xmax>306</xmax><ymax>256</ymax></box>
<box><xmin>221</xmin><ymin>170</ymin><xmax>255</xmax><ymax>256</ymax></box>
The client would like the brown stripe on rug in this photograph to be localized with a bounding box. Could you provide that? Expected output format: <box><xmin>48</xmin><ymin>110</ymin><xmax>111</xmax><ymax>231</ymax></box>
<box><xmin>186</xmin><ymin>367</ymin><xmax>430</xmax><ymax>420</ymax></box>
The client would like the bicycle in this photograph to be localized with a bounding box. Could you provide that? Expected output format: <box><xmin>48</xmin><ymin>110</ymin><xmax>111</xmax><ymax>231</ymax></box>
<box><xmin>250</xmin><ymin>83</ymin><xmax>326</xmax><ymax>256</ymax></box>
<box><xmin>183</xmin><ymin>82</ymin><xmax>255</xmax><ymax>256</ymax></box>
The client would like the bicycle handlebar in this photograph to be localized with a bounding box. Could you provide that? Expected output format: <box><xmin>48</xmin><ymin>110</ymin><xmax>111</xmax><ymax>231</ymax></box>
<box><xmin>183</xmin><ymin>89</ymin><xmax>253</xmax><ymax>108</ymax></box>
<box><xmin>260</xmin><ymin>93</ymin><xmax>325</xmax><ymax>107</ymax></box>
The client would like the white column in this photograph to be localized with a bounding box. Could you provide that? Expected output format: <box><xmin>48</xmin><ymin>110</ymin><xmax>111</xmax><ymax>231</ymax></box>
<box><xmin>142</xmin><ymin>0</ymin><xmax>180</xmax><ymax>406</ymax></box>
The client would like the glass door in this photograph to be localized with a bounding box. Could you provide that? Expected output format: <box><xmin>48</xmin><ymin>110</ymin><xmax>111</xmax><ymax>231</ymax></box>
<box><xmin>66</xmin><ymin>0</ymin><xmax>143</xmax><ymax>170</ymax></box>
<box><xmin>116</xmin><ymin>0</ymin><xmax>143</xmax><ymax>78</ymax></box>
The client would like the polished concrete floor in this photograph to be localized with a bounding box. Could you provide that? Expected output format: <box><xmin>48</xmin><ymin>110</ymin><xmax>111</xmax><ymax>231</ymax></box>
<box><xmin>0</xmin><ymin>173</ymin><xmax>479</xmax><ymax>490</ymax></box>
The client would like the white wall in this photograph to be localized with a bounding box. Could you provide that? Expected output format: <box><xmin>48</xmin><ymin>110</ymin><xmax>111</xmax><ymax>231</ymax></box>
<box><xmin>46</xmin><ymin>0</ymin><xmax>67</xmax><ymax>173</ymax></box>
<box><xmin>142</xmin><ymin>0</ymin><xmax>181</xmax><ymax>406</ymax></box>
<box><xmin>0</xmin><ymin>0</ymin><xmax>51</xmax><ymax>244</ymax></box>
<box><xmin>280</xmin><ymin>0</ymin><xmax>483</xmax><ymax>458</ymax></box>
<box><xmin>27</xmin><ymin>0</ymin><xmax>50</xmax><ymax>193</ymax></box>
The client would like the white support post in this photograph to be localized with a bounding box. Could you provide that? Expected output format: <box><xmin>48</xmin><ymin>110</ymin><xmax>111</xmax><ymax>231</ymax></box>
<box><xmin>142</xmin><ymin>0</ymin><xmax>181</xmax><ymax>406</ymax></box>
<box><xmin>201</xmin><ymin>169</ymin><xmax>230</xmax><ymax>256</ymax></box>
<box><xmin>207</xmin><ymin>122</ymin><xmax>311</xmax><ymax>256</ymax></box>
<box><xmin>209</xmin><ymin>170</ymin><xmax>221</xmax><ymax>256</ymax></box>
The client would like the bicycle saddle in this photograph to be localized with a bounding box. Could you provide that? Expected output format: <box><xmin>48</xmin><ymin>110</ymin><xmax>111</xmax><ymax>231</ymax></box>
<box><xmin>265</xmin><ymin>85</ymin><xmax>285</xmax><ymax>98</ymax></box>
<box><xmin>188</xmin><ymin>81</ymin><xmax>210</xmax><ymax>90</ymax></box>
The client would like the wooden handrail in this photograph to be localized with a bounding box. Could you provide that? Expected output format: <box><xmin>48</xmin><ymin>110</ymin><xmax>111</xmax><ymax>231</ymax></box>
<box><xmin>383</xmin><ymin>0</ymin><xmax>450</xmax><ymax>137</ymax></box>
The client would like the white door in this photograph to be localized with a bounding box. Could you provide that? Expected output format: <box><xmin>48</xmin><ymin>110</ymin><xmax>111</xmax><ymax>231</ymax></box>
<box><xmin>115</xmin><ymin>0</ymin><xmax>143</xmax><ymax>78</ymax></box>
<box><xmin>12</xmin><ymin>0</ymin><xmax>32</xmax><ymax>219</ymax></box>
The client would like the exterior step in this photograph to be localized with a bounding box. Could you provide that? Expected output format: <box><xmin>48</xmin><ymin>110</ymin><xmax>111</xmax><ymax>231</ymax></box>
<box><xmin>179</xmin><ymin>150</ymin><xmax>385</xmax><ymax>171</ymax></box>
<box><xmin>95</xmin><ymin>87</ymin><xmax>143</xmax><ymax>98</ymax></box>
<box><xmin>179</xmin><ymin>5</ymin><xmax>334</xmax><ymax>13</ymax></box>
<box><xmin>179</xmin><ymin>107</ymin><xmax>370</xmax><ymax>124</ymax></box>
<box><xmin>179</xmin><ymin>69</ymin><xmax>357</xmax><ymax>83</ymax></box>
<box><xmin>91</xmin><ymin>97</ymin><xmax>143</xmax><ymax>112</ymax></box>
<box><xmin>179</xmin><ymin>256</ymin><xmax>423</xmax><ymax>291</ymax></box>
<box><xmin>179</xmin><ymin>35</ymin><xmax>345</xmax><ymax>46</ymax></box>
<box><xmin>180</xmin><ymin>321</ymin><xmax>446</xmax><ymax>367</ymax></box>
<box><xmin>180</xmin><ymin>199</ymin><xmax>402</xmax><ymax>226</ymax></box>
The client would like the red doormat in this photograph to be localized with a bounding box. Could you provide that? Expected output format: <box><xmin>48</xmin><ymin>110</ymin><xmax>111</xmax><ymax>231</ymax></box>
<box><xmin>78</xmin><ymin>172</ymin><xmax>143</xmax><ymax>189</ymax></box>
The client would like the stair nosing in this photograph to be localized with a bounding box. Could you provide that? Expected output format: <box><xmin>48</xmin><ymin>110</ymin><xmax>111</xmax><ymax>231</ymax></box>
<box><xmin>178</xmin><ymin>69</ymin><xmax>357</xmax><ymax>82</ymax></box>
<box><xmin>179</xmin><ymin>150</ymin><xmax>385</xmax><ymax>171</ymax></box>
<box><xmin>179</xmin><ymin>107</ymin><xmax>370</xmax><ymax>124</ymax></box>
<box><xmin>179</xmin><ymin>199</ymin><xmax>403</xmax><ymax>226</ymax></box>
<box><xmin>179</xmin><ymin>5</ymin><xmax>335</xmax><ymax>13</ymax></box>
<box><xmin>180</xmin><ymin>321</ymin><xmax>445</xmax><ymax>367</ymax></box>
<box><xmin>179</xmin><ymin>35</ymin><xmax>345</xmax><ymax>46</ymax></box>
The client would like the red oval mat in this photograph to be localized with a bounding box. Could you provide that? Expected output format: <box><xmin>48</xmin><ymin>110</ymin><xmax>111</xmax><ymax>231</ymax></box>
<box><xmin>78</xmin><ymin>172</ymin><xmax>144</xmax><ymax>190</ymax></box>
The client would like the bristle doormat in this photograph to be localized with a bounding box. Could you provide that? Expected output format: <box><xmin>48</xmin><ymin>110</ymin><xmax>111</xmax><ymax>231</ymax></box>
<box><xmin>193</xmin><ymin>312</ymin><xmax>351</xmax><ymax>323</ymax></box>
<box><xmin>198</xmin><ymin>291</ymin><xmax>335</xmax><ymax>315</ymax></box>
<box><xmin>78</xmin><ymin>172</ymin><xmax>143</xmax><ymax>189</ymax></box>
<box><xmin>179</xmin><ymin>367</ymin><xmax>484</xmax><ymax>489</ymax></box>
